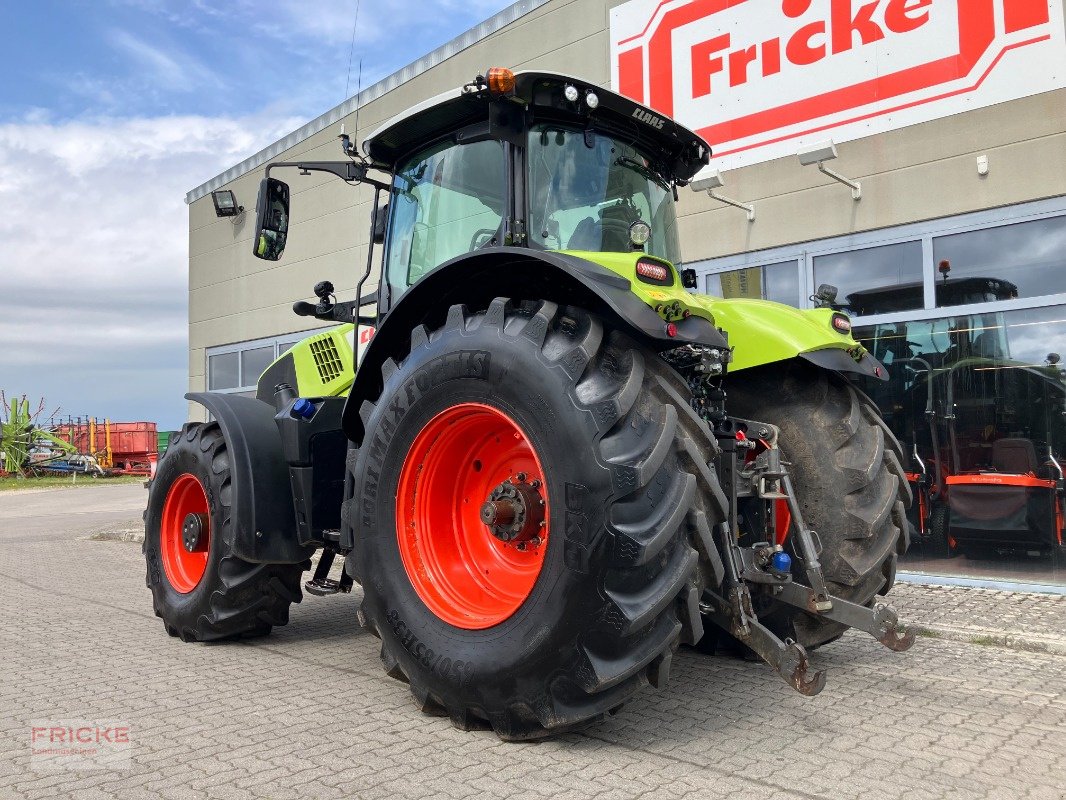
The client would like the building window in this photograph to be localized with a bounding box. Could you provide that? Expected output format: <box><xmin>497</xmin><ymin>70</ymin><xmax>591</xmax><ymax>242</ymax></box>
<box><xmin>855</xmin><ymin>303</ymin><xmax>1066</xmax><ymax>475</ymax></box>
<box><xmin>208</xmin><ymin>352</ymin><xmax>239</xmax><ymax>390</ymax></box>
<box><xmin>240</xmin><ymin>346</ymin><xmax>275</xmax><ymax>388</ymax></box>
<box><xmin>813</xmin><ymin>240</ymin><xmax>924</xmax><ymax>316</ymax></box>
<box><xmin>932</xmin><ymin>215</ymin><xmax>1066</xmax><ymax>307</ymax></box>
<box><xmin>206</xmin><ymin>329</ymin><xmax>331</xmax><ymax>394</ymax></box>
<box><xmin>706</xmin><ymin>260</ymin><xmax>800</xmax><ymax>306</ymax></box>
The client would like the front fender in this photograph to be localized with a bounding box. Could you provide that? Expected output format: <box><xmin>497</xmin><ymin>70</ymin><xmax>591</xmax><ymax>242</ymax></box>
<box><xmin>186</xmin><ymin>392</ymin><xmax>313</xmax><ymax>564</ymax></box>
<box><xmin>701</xmin><ymin>297</ymin><xmax>886</xmax><ymax>380</ymax></box>
<box><xmin>342</xmin><ymin>248</ymin><xmax>729</xmax><ymax>443</ymax></box>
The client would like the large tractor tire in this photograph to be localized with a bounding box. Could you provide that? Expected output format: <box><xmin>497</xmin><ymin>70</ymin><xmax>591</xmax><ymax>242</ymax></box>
<box><xmin>144</xmin><ymin>422</ymin><xmax>308</xmax><ymax>642</ymax></box>
<box><xmin>344</xmin><ymin>299</ymin><xmax>727</xmax><ymax>740</ymax></box>
<box><xmin>723</xmin><ymin>361</ymin><xmax>911</xmax><ymax>650</ymax></box>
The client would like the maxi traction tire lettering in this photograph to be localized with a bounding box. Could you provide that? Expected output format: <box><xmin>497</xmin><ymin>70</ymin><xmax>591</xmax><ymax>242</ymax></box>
<box><xmin>722</xmin><ymin>361</ymin><xmax>911</xmax><ymax>650</ymax></box>
<box><xmin>143</xmin><ymin>422</ymin><xmax>309</xmax><ymax>642</ymax></box>
<box><xmin>346</xmin><ymin>299</ymin><xmax>727</xmax><ymax>740</ymax></box>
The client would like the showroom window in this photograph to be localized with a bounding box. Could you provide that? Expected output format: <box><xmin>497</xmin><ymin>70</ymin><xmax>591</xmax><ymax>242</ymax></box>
<box><xmin>932</xmin><ymin>215</ymin><xmax>1066</xmax><ymax>307</ymax></box>
<box><xmin>692</xmin><ymin>197</ymin><xmax>1066</xmax><ymax>319</ymax></box>
<box><xmin>705</xmin><ymin>260</ymin><xmax>800</xmax><ymax>306</ymax></box>
<box><xmin>693</xmin><ymin>197</ymin><xmax>1066</xmax><ymax>585</ymax></box>
<box><xmin>813</xmin><ymin>240</ymin><xmax>924</xmax><ymax>316</ymax></box>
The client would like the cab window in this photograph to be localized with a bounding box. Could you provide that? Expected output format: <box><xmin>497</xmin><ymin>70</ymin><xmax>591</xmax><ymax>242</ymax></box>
<box><xmin>385</xmin><ymin>138</ymin><xmax>505</xmax><ymax>288</ymax></box>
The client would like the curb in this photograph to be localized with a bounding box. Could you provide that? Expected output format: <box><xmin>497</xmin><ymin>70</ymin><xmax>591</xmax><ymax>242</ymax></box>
<box><xmin>911</xmin><ymin>622</ymin><xmax>1066</xmax><ymax>657</ymax></box>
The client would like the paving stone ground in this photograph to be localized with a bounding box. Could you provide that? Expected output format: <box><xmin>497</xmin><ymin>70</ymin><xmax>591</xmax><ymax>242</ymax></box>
<box><xmin>2</xmin><ymin>484</ymin><xmax>1064</xmax><ymax>800</ymax></box>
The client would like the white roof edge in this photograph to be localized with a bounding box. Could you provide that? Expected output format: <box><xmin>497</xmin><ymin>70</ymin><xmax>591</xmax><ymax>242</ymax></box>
<box><xmin>185</xmin><ymin>0</ymin><xmax>549</xmax><ymax>205</ymax></box>
<box><xmin>361</xmin><ymin>87</ymin><xmax>465</xmax><ymax>154</ymax></box>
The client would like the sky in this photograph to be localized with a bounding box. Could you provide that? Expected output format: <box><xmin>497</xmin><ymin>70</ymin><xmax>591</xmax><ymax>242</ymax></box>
<box><xmin>0</xmin><ymin>0</ymin><xmax>511</xmax><ymax>431</ymax></box>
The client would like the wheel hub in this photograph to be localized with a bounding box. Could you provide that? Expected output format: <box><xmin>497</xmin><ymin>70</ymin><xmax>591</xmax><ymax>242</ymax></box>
<box><xmin>480</xmin><ymin>474</ymin><xmax>545</xmax><ymax>547</ymax></box>
<box><xmin>182</xmin><ymin>512</ymin><xmax>208</xmax><ymax>552</ymax></box>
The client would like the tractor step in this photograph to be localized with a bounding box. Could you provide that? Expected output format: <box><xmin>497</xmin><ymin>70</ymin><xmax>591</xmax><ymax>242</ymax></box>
<box><xmin>305</xmin><ymin>576</ymin><xmax>353</xmax><ymax>596</ymax></box>
<box><xmin>304</xmin><ymin>549</ymin><xmax>354</xmax><ymax>597</ymax></box>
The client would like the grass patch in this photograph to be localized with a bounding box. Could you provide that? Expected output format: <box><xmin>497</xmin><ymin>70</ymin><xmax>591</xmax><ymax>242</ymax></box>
<box><xmin>0</xmin><ymin>475</ymin><xmax>145</xmax><ymax>492</ymax></box>
<box><xmin>968</xmin><ymin>635</ymin><xmax>1001</xmax><ymax>647</ymax></box>
<box><xmin>914</xmin><ymin>628</ymin><xmax>941</xmax><ymax>638</ymax></box>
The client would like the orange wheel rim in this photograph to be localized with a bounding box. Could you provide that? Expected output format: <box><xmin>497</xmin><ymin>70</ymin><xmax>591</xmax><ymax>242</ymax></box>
<box><xmin>396</xmin><ymin>403</ymin><xmax>550</xmax><ymax>629</ymax></box>
<box><xmin>160</xmin><ymin>473</ymin><xmax>211</xmax><ymax>593</ymax></box>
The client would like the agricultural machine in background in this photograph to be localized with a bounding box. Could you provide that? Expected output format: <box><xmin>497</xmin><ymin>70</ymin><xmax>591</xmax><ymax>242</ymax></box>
<box><xmin>855</xmin><ymin>281</ymin><xmax>1066</xmax><ymax>560</ymax></box>
<box><xmin>0</xmin><ymin>392</ymin><xmax>159</xmax><ymax>478</ymax></box>
<box><xmin>0</xmin><ymin>394</ymin><xmax>96</xmax><ymax>476</ymax></box>
<box><xmin>145</xmin><ymin>70</ymin><xmax>913</xmax><ymax>739</ymax></box>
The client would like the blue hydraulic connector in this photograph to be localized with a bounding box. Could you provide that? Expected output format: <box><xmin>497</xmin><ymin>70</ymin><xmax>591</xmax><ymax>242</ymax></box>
<box><xmin>291</xmin><ymin>398</ymin><xmax>316</xmax><ymax>419</ymax></box>
<box><xmin>771</xmin><ymin>551</ymin><xmax>792</xmax><ymax>574</ymax></box>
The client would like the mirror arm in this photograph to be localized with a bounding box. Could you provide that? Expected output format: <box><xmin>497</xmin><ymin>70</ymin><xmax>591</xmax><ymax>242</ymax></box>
<box><xmin>266</xmin><ymin>161</ymin><xmax>391</xmax><ymax>191</ymax></box>
<box><xmin>292</xmin><ymin>298</ymin><xmax>378</xmax><ymax>326</ymax></box>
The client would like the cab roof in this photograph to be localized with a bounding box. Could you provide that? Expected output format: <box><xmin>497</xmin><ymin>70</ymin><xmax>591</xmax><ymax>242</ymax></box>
<box><xmin>362</xmin><ymin>71</ymin><xmax>711</xmax><ymax>182</ymax></box>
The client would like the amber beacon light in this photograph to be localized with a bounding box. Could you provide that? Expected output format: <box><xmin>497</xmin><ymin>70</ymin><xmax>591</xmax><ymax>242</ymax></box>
<box><xmin>486</xmin><ymin>67</ymin><xmax>516</xmax><ymax>95</ymax></box>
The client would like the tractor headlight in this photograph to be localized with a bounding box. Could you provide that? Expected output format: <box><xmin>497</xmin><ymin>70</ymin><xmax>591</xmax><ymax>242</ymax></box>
<box><xmin>629</xmin><ymin>220</ymin><xmax>652</xmax><ymax>248</ymax></box>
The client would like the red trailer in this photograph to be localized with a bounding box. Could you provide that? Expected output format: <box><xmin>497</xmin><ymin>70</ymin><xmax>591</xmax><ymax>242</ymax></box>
<box><xmin>52</xmin><ymin>420</ymin><xmax>158</xmax><ymax>476</ymax></box>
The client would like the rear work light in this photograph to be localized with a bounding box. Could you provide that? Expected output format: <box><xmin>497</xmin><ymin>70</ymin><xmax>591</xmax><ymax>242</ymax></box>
<box><xmin>831</xmin><ymin>313</ymin><xmax>852</xmax><ymax>334</ymax></box>
<box><xmin>486</xmin><ymin>67</ymin><xmax>515</xmax><ymax>95</ymax></box>
<box><xmin>635</xmin><ymin>258</ymin><xmax>672</xmax><ymax>286</ymax></box>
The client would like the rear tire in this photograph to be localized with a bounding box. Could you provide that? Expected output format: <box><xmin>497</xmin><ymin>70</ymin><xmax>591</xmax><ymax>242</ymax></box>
<box><xmin>345</xmin><ymin>299</ymin><xmax>727</xmax><ymax>739</ymax></box>
<box><xmin>723</xmin><ymin>361</ymin><xmax>911</xmax><ymax>650</ymax></box>
<box><xmin>144</xmin><ymin>422</ymin><xmax>308</xmax><ymax>642</ymax></box>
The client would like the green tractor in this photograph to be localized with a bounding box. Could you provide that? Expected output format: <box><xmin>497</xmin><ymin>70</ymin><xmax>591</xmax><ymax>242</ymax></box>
<box><xmin>146</xmin><ymin>69</ymin><xmax>912</xmax><ymax>739</ymax></box>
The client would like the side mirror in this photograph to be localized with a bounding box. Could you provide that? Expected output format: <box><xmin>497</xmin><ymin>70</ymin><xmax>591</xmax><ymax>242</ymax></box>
<box><xmin>372</xmin><ymin>200</ymin><xmax>389</xmax><ymax>245</ymax></box>
<box><xmin>812</xmin><ymin>283</ymin><xmax>839</xmax><ymax>308</ymax></box>
<box><xmin>680</xmin><ymin>268</ymin><xmax>698</xmax><ymax>289</ymax></box>
<box><xmin>252</xmin><ymin>177</ymin><xmax>290</xmax><ymax>261</ymax></box>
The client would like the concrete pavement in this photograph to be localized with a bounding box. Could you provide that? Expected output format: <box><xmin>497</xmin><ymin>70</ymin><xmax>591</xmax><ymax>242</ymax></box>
<box><xmin>2</xmin><ymin>483</ymin><xmax>1064</xmax><ymax>800</ymax></box>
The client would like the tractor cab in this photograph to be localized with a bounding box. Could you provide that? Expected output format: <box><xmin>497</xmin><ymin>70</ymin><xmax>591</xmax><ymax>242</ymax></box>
<box><xmin>361</xmin><ymin>70</ymin><xmax>706</xmax><ymax>309</ymax></box>
<box><xmin>251</xmin><ymin>71</ymin><xmax>708</xmax><ymax>280</ymax></box>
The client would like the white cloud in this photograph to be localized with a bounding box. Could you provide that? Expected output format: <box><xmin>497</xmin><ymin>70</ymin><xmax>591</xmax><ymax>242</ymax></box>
<box><xmin>108</xmin><ymin>29</ymin><xmax>220</xmax><ymax>92</ymax></box>
<box><xmin>0</xmin><ymin>112</ymin><xmax>301</xmax><ymax>426</ymax></box>
<box><xmin>1</xmin><ymin>0</ymin><xmax>516</xmax><ymax>426</ymax></box>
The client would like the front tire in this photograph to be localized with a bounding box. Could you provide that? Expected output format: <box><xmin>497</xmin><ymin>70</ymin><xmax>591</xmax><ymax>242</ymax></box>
<box><xmin>346</xmin><ymin>299</ymin><xmax>727</xmax><ymax>739</ymax></box>
<box><xmin>144</xmin><ymin>422</ymin><xmax>307</xmax><ymax>641</ymax></box>
<box><xmin>724</xmin><ymin>361</ymin><xmax>911</xmax><ymax>649</ymax></box>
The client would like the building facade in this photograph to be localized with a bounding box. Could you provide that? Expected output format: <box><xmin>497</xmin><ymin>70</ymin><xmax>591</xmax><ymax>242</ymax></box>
<box><xmin>187</xmin><ymin>0</ymin><xmax>1066</xmax><ymax>416</ymax></box>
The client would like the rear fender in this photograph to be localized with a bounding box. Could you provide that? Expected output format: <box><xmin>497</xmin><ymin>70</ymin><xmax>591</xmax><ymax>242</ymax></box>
<box><xmin>186</xmin><ymin>392</ymin><xmax>313</xmax><ymax>565</ymax></box>
<box><xmin>341</xmin><ymin>247</ymin><xmax>729</xmax><ymax>443</ymax></box>
<box><xmin>703</xmin><ymin>297</ymin><xmax>886</xmax><ymax>380</ymax></box>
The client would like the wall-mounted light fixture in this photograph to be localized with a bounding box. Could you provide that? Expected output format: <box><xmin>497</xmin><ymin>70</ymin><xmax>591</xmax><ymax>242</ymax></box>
<box><xmin>211</xmin><ymin>189</ymin><xmax>244</xmax><ymax>218</ymax></box>
<box><xmin>690</xmin><ymin>169</ymin><xmax>755</xmax><ymax>222</ymax></box>
<box><xmin>798</xmin><ymin>140</ymin><xmax>861</xmax><ymax>201</ymax></box>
